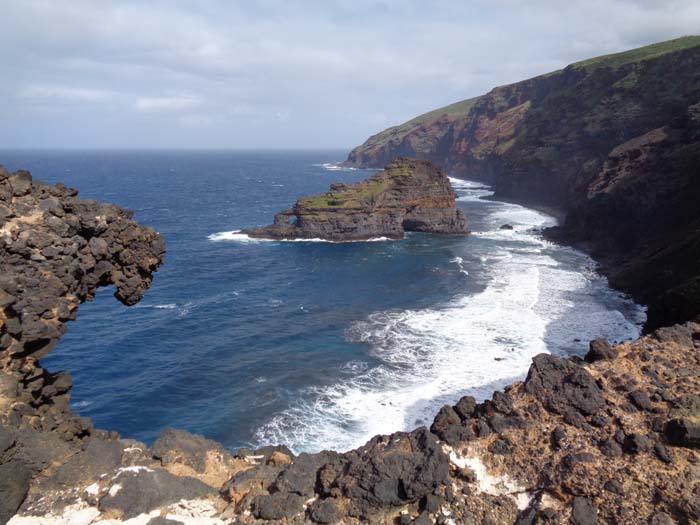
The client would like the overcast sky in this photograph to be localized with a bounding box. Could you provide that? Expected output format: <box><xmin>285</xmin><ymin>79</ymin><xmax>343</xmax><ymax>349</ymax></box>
<box><xmin>1</xmin><ymin>0</ymin><xmax>698</xmax><ymax>149</ymax></box>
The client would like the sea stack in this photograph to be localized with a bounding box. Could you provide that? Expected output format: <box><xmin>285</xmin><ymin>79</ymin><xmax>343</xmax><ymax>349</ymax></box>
<box><xmin>243</xmin><ymin>157</ymin><xmax>469</xmax><ymax>241</ymax></box>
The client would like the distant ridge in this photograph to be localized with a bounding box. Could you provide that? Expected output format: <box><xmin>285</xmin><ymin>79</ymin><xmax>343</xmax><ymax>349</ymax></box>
<box><xmin>346</xmin><ymin>36</ymin><xmax>700</xmax><ymax>168</ymax></box>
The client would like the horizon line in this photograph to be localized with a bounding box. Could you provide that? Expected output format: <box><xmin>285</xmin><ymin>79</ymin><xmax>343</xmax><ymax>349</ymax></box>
<box><xmin>0</xmin><ymin>146</ymin><xmax>353</xmax><ymax>152</ymax></box>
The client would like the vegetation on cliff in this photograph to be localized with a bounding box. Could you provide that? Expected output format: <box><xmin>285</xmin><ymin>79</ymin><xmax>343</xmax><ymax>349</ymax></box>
<box><xmin>346</xmin><ymin>36</ymin><xmax>700</xmax><ymax>172</ymax></box>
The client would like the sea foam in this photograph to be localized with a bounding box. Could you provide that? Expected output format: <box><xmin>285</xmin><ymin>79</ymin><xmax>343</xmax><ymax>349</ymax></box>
<box><xmin>208</xmin><ymin>229</ymin><xmax>391</xmax><ymax>243</ymax></box>
<box><xmin>253</xmin><ymin>179</ymin><xmax>645</xmax><ymax>454</ymax></box>
<box><xmin>313</xmin><ymin>162</ymin><xmax>358</xmax><ymax>171</ymax></box>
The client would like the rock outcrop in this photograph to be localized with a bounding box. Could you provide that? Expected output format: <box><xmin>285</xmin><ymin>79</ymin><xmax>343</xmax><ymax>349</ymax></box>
<box><xmin>243</xmin><ymin>158</ymin><xmax>468</xmax><ymax>241</ymax></box>
<box><xmin>344</xmin><ymin>35</ymin><xmax>700</xmax><ymax>330</ymax></box>
<box><xmin>0</xmin><ymin>167</ymin><xmax>165</xmax><ymax>436</ymax></box>
<box><xmin>0</xmin><ymin>166</ymin><xmax>165</xmax><ymax>524</ymax></box>
<box><xmin>2</xmin><ymin>167</ymin><xmax>700</xmax><ymax>524</ymax></box>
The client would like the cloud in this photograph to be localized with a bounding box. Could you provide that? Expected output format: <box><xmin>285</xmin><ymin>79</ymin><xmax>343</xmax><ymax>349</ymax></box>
<box><xmin>0</xmin><ymin>0</ymin><xmax>698</xmax><ymax>148</ymax></box>
<box><xmin>135</xmin><ymin>96</ymin><xmax>202</xmax><ymax>112</ymax></box>
<box><xmin>20</xmin><ymin>85</ymin><xmax>115</xmax><ymax>102</ymax></box>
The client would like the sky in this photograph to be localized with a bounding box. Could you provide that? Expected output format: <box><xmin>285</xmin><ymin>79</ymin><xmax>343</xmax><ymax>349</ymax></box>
<box><xmin>1</xmin><ymin>0</ymin><xmax>699</xmax><ymax>149</ymax></box>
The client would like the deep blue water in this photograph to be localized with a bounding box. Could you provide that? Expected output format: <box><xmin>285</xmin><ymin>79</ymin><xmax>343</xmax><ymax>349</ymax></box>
<box><xmin>0</xmin><ymin>150</ymin><xmax>645</xmax><ymax>453</ymax></box>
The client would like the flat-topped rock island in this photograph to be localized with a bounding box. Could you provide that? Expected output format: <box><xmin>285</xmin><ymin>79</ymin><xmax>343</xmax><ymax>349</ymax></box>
<box><xmin>243</xmin><ymin>157</ymin><xmax>469</xmax><ymax>241</ymax></box>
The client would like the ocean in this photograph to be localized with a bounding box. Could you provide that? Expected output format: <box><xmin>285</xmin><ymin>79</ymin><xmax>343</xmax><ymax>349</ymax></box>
<box><xmin>0</xmin><ymin>150</ymin><xmax>645</xmax><ymax>453</ymax></box>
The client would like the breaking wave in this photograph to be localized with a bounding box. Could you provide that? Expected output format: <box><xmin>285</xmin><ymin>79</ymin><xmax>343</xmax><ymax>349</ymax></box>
<box><xmin>253</xmin><ymin>179</ymin><xmax>645</xmax><ymax>454</ymax></box>
<box><xmin>208</xmin><ymin>230</ymin><xmax>391</xmax><ymax>243</ymax></box>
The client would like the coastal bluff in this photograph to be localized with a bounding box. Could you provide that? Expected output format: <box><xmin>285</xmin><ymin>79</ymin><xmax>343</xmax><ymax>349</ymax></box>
<box><xmin>243</xmin><ymin>157</ymin><xmax>469</xmax><ymax>241</ymax></box>
<box><xmin>344</xmin><ymin>36</ymin><xmax>700</xmax><ymax>332</ymax></box>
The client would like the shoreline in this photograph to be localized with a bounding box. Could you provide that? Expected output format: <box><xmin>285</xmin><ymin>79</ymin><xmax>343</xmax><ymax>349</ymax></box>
<box><xmin>474</xmin><ymin>185</ymin><xmax>648</xmax><ymax>334</ymax></box>
<box><xmin>478</xmin><ymin>192</ymin><xmax>567</xmax><ymax>223</ymax></box>
<box><xmin>2</xmin><ymin>166</ymin><xmax>695</xmax><ymax>525</ymax></box>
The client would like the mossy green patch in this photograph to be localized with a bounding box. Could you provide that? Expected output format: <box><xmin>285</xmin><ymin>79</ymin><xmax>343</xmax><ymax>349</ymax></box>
<box><xmin>298</xmin><ymin>179</ymin><xmax>389</xmax><ymax>210</ymax></box>
<box><xmin>571</xmin><ymin>35</ymin><xmax>700</xmax><ymax>71</ymax></box>
<box><xmin>613</xmin><ymin>70</ymin><xmax>640</xmax><ymax>90</ymax></box>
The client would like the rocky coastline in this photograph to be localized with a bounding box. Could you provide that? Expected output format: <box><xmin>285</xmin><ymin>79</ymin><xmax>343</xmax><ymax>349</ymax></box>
<box><xmin>343</xmin><ymin>36</ymin><xmax>700</xmax><ymax>332</ymax></box>
<box><xmin>1</xmin><ymin>166</ymin><xmax>700</xmax><ymax>524</ymax></box>
<box><xmin>2</xmin><ymin>35</ymin><xmax>700</xmax><ymax>525</ymax></box>
<box><xmin>243</xmin><ymin>157</ymin><xmax>468</xmax><ymax>241</ymax></box>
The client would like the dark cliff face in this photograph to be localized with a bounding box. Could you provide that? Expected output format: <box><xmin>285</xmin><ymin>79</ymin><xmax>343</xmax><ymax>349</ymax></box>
<box><xmin>244</xmin><ymin>157</ymin><xmax>468</xmax><ymax>241</ymax></box>
<box><xmin>554</xmin><ymin>108</ymin><xmax>700</xmax><ymax>331</ymax></box>
<box><xmin>345</xmin><ymin>36</ymin><xmax>700</xmax><ymax>330</ymax></box>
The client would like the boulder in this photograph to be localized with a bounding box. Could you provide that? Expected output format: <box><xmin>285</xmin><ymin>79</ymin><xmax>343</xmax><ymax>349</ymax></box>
<box><xmin>98</xmin><ymin>468</ymin><xmax>214</xmax><ymax>520</ymax></box>
<box><xmin>664</xmin><ymin>419</ymin><xmax>700</xmax><ymax>448</ymax></box>
<box><xmin>571</xmin><ymin>496</ymin><xmax>598</xmax><ymax>525</ymax></box>
<box><xmin>585</xmin><ymin>339</ymin><xmax>618</xmax><ymax>362</ymax></box>
<box><xmin>0</xmin><ymin>460</ymin><xmax>32</xmax><ymax>524</ymax></box>
<box><xmin>252</xmin><ymin>492</ymin><xmax>305</xmax><ymax>520</ymax></box>
<box><xmin>150</xmin><ymin>427</ymin><xmax>238</xmax><ymax>487</ymax></box>
<box><xmin>524</xmin><ymin>354</ymin><xmax>606</xmax><ymax>416</ymax></box>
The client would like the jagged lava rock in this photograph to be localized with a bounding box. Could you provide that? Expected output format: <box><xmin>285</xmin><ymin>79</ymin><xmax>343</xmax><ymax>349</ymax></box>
<box><xmin>0</xmin><ymin>167</ymin><xmax>165</xmax><ymax>436</ymax></box>
<box><xmin>243</xmin><ymin>157</ymin><xmax>468</xmax><ymax>241</ymax></box>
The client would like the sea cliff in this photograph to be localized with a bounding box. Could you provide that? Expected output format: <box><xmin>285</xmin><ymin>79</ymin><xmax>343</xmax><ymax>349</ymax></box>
<box><xmin>345</xmin><ymin>36</ymin><xmax>700</xmax><ymax>331</ymax></box>
<box><xmin>243</xmin><ymin>158</ymin><xmax>468</xmax><ymax>241</ymax></box>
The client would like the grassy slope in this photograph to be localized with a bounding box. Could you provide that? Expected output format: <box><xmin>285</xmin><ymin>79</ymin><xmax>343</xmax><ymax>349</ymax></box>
<box><xmin>358</xmin><ymin>96</ymin><xmax>481</xmax><ymax>151</ymax></box>
<box><xmin>571</xmin><ymin>35</ymin><xmax>700</xmax><ymax>70</ymax></box>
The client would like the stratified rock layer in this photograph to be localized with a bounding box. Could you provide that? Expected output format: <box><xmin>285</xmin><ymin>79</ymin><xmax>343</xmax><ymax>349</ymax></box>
<box><xmin>243</xmin><ymin>158</ymin><xmax>468</xmax><ymax>241</ymax></box>
<box><xmin>345</xmin><ymin>36</ymin><xmax>700</xmax><ymax>330</ymax></box>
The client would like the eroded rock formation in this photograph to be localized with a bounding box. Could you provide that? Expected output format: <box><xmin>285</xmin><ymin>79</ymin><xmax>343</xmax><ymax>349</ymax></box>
<box><xmin>243</xmin><ymin>158</ymin><xmax>468</xmax><ymax>241</ymax></box>
<box><xmin>0</xmin><ymin>166</ymin><xmax>165</xmax><ymax>523</ymax></box>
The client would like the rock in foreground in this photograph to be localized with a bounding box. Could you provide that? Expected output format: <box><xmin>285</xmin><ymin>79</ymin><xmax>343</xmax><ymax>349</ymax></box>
<box><xmin>243</xmin><ymin>158</ymin><xmax>468</xmax><ymax>241</ymax></box>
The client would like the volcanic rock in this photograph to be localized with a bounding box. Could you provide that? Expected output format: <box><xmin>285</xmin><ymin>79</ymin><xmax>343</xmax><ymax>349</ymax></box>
<box><xmin>3</xmin><ymin>166</ymin><xmax>700</xmax><ymax>524</ymax></box>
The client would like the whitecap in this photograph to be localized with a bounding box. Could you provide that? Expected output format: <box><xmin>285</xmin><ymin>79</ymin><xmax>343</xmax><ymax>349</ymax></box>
<box><xmin>134</xmin><ymin>303</ymin><xmax>177</xmax><ymax>310</ymax></box>
<box><xmin>208</xmin><ymin>230</ymin><xmax>273</xmax><ymax>243</ymax></box>
<box><xmin>208</xmin><ymin>230</ymin><xmax>392</xmax><ymax>244</ymax></box>
<box><xmin>312</xmin><ymin>162</ymin><xmax>357</xmax><ymax>171</ymax></box>
<box><xmin>450</xmin><ymin>176</ymin><xmax>495</xmax><ymax>202</ymax></box>
<box><xmin>450</xmin><ymin>256</ymin><xmax>469</xmax><ymax>276</ymax></box>
<box><xmin>340</xmin><ymin>360</ymin><xmax>370</xmax><ymax>373</ymax></box>
<box><xmin>178</xmin><ymin>301</ymin><xmax>194</xmax><ymax>317</ymax></box>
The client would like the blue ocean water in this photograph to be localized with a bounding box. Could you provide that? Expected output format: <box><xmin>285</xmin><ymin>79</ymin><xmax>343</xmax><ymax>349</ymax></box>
<box><xmin>0</xmin><ymin>150</ymin><xmax>645</xmax><ymax>453</ymax></box>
